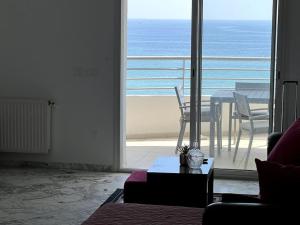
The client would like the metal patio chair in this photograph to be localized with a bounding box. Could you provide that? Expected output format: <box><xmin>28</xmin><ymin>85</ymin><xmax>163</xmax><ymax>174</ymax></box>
<box><xmin>175</xmin><ymin>85</ymin><xmax>222</xmax><ymax>150</ymax></box>
<box><xmin>232</xmin><ymin>92</ymin><xmax>269</xmax><ymax>165</ymax></box>
<box><xmin>230</xmin><ymin>82</ymin><xmax>269</xmax><ymax>144</ymax></box>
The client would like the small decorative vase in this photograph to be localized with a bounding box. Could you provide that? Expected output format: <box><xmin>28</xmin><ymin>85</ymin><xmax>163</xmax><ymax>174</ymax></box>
<box><xmin>187</xmin><ymin>142</ymin><xmax>204</xmax><ymax>169</ymax></box>
<box><xmin>179</xmin><ymin>153</ymin><xmax>187</xmax><ymax>166</ymax></box>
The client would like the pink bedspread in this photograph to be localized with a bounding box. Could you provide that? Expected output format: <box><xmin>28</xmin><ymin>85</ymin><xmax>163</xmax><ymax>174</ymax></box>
<box><xmin>82</xmin><ymin>203</ymin><xmax>204</xmax><ymax>225</ymax></box>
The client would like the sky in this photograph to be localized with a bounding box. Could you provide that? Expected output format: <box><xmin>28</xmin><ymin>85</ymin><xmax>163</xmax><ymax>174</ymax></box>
<box><xmin>128</xmin><ymin>0</ymin><xmax>273</xmax><ymax>20</ymax></box>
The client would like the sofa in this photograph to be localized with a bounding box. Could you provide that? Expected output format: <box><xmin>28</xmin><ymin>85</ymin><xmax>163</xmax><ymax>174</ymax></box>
<box><xmin>82</xmin><ymin>128</ymin><xmax>300</xmax><ymax>225</ymax></box>
<box><xmin>203</xmin><ymin>131</ymin><xmax>299</xmax><ymax>225</ymax></box>
<box><xmin>82</xmin><ymin>202</ymin><xmax>205</xmax><ymax>225</ymax></box>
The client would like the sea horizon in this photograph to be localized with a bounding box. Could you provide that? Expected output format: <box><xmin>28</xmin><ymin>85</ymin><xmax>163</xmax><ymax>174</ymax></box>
<box><xmin>127</xmin><ymin>19</ymin><xmax>272</xmax><ymax>95</ymax></box>
<box><xmin>128</xmin><ymin>18</ymin><xmax>272</xmax><ymax>21</ymax></box>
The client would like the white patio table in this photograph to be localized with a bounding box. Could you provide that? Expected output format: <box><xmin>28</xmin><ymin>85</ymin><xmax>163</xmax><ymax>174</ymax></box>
<box><xmin>209</xmin><ymin>89</ymin><xmax>270</xmax><ymax>156</ymax></box>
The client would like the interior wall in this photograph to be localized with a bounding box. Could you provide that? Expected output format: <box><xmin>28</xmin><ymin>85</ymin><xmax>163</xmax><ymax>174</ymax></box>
<box><xmin>274</xmin><ymin>0</ymin><xmax>300</xmax><ymax>131</ymax></box>
<box><xmin>0</xmin><ymin>0</ymin><xmax>121</xmax><ymax>169</ymax></box>
<box><xmin>0</xmin><ymin>0</ymin><xmax>300</xmax><ymax>169</ymax></box>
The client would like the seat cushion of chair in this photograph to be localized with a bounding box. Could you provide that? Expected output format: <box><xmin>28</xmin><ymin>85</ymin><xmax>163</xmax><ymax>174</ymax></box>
<box><xmin>201</xmin><ymin>107</ymin><xmax>211</xmax><ymax>121</ymax></box>
<box><xmin>232</xmin><ymin>110</ymin><xmax>269</xmax><ymax>119</ymax></box>
<box><xmin>183</xmin><ymin>110</ymin><xmax>190</xmax><ymax>121</ymax></box>
<box><xmin>250</xmin><ymin>109</ymin><xmax>269</xmax><ymax>116</ymax></box>
<box><xmin>241</xmin><ymin>120</ymin><xmax>269</xmax><ymax>132</ymax></box>
<box><xmin>183</xmin><ymin>108</ymin><xmax>211</xmax><ymax>122</ymax></box>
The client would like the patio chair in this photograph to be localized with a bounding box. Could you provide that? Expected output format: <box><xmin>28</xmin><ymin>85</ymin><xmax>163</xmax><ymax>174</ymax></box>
<box><xmin>230</xmin><ymin>82</ymin><xmax>269</xmax><ymax>144</ymax></box>
<box><xmin>232</xmin><ymin>92</ymin><xmax>269</xmax><ymax>166</ymax></box>
<box><xmin>175</xmin><ymin>85</ymin><xmax>221</xmax><ymax>150</ymax></box>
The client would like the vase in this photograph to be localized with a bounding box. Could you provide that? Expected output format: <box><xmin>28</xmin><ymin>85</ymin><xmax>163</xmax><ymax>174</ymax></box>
<box><xmin>187</xmin><ymin>142</ymin><xmax>204</xmax><ymax>169</ymax></box>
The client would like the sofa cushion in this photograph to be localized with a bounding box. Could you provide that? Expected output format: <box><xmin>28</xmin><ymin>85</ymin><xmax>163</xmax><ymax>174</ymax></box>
<box><xmin>125</xmin><ymin>170</ymin><xmax>147</xmax><ymax>182</ymax></box>
<box><xmin>255</xmin><ymin>158</ymin><xmax>300</xmax><ymax>203</ymax></box>
<box><xmin>81</xmin><ymin>203</ymin><xmax>204</xmax><ymax>225</ymax></box>
<box><xmin>267</xmin><ymin>118</ymin><xmax>300</xmax><ymax>165</ymax></box>
<box><xmin>123</xmin><ymin>170</ymin><xmax>148</xmax><ymax>203</ymax></box>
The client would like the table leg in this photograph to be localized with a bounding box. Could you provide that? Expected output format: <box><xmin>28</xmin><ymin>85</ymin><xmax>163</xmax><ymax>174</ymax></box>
<box><xmin>217</xmin><ymin>103</ymin><xmax>223</xmax><ymax>155</ymax></box>
<box><xmin>228</xmin><ymin>102</ymin><xmax>233</xmax><ymax>151</ymax></box>
<box><xmin>220</xmin><ymin>104</ymin><xmax>222</xmax><ymax>148</ymax></box>
<box><xmin>198</xmin><ymin>180</ymin><xmax>207</xmax><ymax>207</ymax></box>
<box><xmin>209</xmin><ymin>99</ymin><xmax>216</xmax><ymax>157</ymax></box>
<box><xmin>208</xmin><ymin>170</ymin><xmax>214</xmax><ymax>204</ymax></box>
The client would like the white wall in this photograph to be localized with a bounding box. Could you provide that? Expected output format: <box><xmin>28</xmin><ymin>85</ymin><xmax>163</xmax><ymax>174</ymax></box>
<box><xmin>126</xmin><ymin>95</ymin><xmax>268</xmax><ymax>139</ymax></box>
<box><xmin>126</xmin><ymin>96</ymin><xmax>184</xmax><ymax>139</ymax></box>
<box><xmin>0</xmin><ymin>0</ymin><xmax>121</xmax><ymax>169</ymax></box>
<box><xmin>0</xmin><ymin>0</ymin><xmax>300</xmax><ymax>170</ymax></box>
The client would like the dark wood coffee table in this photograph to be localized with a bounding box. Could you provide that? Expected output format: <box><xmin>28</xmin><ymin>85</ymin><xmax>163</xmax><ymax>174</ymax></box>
<box><xmin>147</xmin><ymin>156</ymin><xmax>214</xmax><ymax>207</ymax></box>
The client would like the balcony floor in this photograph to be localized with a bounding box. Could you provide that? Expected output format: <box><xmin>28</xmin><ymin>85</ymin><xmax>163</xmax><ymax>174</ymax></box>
<box><xmin>124</xmin><ymin>134</ymin><xmax>268</xmax><ymax>170</ymax></box>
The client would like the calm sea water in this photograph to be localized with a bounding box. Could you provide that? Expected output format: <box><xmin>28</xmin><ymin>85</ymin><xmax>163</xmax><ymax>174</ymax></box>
<box><xmin>127</xmin><ymin>19</ymin><xmax>272</xmax><ymax>95</ymax></box>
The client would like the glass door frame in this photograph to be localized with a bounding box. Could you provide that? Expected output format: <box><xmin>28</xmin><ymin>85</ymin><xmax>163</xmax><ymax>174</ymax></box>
<box><xmin>190</xmin><ymin>0</ymin><xmax>203</xmax><ymax>146</ymax></box>
<box><xmin>118</xmin><ymin>0</ymin><xmax>280</xmax><ymax>177</ymax></box>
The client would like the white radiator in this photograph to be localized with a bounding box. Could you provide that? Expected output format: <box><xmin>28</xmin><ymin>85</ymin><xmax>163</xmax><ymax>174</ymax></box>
<box><xmin>0</xmin><ymin>98</ymin><xmax>53</xmax><ymax>153</ymax></box>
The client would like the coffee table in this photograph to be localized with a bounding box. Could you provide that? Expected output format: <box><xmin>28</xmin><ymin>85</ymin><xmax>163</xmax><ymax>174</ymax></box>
<box><xmin>147</xmin><ymin>156</ymin><xmax>214</xmax><ymax>207</ymax></box>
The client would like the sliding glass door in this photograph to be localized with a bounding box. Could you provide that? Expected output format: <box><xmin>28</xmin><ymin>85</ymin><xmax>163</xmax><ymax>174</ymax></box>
<box><xmin>190</xmin><ymin>0</ymin><xmax>277</xmax><ymax>170</ymax></box>
<box><xmin>122</xmin><ymin>0</ymin><xmax>277</xmax><ymax>173</ymax></box>
<box><xmin>123</xmin><ymin>0</ymin><xmax>193</xmax><ymax>169</ymax></box>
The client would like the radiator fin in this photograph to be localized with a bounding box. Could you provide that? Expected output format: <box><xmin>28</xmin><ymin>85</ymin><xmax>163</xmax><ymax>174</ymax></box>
<box><xmin>0</xmin><ymin>99</ymin><xmax>50</xmax><ymax>153</ymax></box>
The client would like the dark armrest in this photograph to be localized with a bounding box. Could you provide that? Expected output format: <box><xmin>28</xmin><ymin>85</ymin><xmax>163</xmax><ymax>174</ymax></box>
<box><xmin>203</xmin><ymin>202</ymin><xmax>287</xmax><ymax>225</ymax></box>
<box><xmin>221</xmin><ymin>193</ymin><xmax>261</xmax><ymax>203</ymax></box>
<box><xmin>267</xmin><ymin>132</ymin><xmax>282</xmax><ymax>155</ymax></box>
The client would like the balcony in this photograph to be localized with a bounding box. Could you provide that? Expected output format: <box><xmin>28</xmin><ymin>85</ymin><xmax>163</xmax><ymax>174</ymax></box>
<box><xmin>124</xmin><ymin>56</ymin><xmax>271</xmax><ymax>170</ymax></box>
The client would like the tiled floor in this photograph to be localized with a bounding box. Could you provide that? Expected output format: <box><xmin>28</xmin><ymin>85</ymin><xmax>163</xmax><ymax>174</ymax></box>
<box><xmin>124</xmin><ymin>134</ymin><xmax>268</xmax><ymax>170</ymax></box>
<box><xmin>0</xmin><ymin>167</ymin><xmax>258</xmax><ymax>225</ymax></box>
<box><xmin>0</xmin><ymin>168</ymin><xmax>128</xmax><ymax>225</ymax></box>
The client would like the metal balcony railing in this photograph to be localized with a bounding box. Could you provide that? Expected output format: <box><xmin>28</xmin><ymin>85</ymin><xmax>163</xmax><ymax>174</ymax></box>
<box><xmin>126</xmin><ymin>56</ymin><xmax>271</xmax><ymax>95</ymax></box>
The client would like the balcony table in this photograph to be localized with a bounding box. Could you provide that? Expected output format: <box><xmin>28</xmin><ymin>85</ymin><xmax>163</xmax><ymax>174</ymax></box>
<box><xmin>209</xmin><ymin>89</ymin><xmax>270</xmax><ymax>156</ymax></box>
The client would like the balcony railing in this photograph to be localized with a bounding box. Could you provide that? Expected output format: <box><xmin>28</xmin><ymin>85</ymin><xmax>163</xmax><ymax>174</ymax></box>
<box><xmin>127</xmin><ymin>56</ymin><xmax>271</xmax><ymax>95</ymax></box>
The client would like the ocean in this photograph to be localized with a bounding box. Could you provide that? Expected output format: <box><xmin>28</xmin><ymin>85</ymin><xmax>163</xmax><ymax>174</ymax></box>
<box><xmin>127</xmin><ymin>19</ymin><xmax>272</xmax><ymax>95</ymax></box>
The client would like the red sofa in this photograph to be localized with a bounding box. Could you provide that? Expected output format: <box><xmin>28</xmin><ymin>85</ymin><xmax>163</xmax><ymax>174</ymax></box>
<box><xmin>81</xmin><ymin>202</ymin><xmax>204</xmax><ymax>225</ymax></box>
<box><xmin>82</xmin><ymin>131</ymin><xmax>299</xmax><ymax>225</ymax></box>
